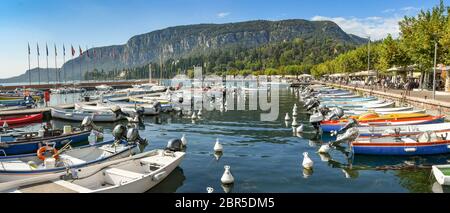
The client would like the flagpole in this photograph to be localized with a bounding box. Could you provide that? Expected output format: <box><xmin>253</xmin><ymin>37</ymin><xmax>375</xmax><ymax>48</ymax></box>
<box><xmin>37</xmin><ymin>43</ymin><xmax>40</xmax><ymax>86</ymax></box>
<box><xmin>79</xmin><ymin>46</ymin><xmax>82</xmax><ymax>85</ymax></box>
<box><xmin>71</xmin><ymin>45</ymin><xmax>74</xmax><ymax>86</ymax></box>
<box><xmin>46</xmin><ymin>43</ymin><xmax>49</xmax><ymax>85</ymax></box>
<box><xmin>54</xmin><ymin>44</ymin><xmax>58</xmax><ymax>88</ymax></box>
<box><xmin>86</xmin><ymin>45</ymin><xmax>89</xmax><ymax>82</ymax></box>
<box><xmin>62</xmin><ymin>45</ymin><xmax>66</xmax><ymax>85</ymax></box>
<box><xmin>28</xmin><ymin>43</ymin><xmax>31</xmax><ymax>87</ymax></box>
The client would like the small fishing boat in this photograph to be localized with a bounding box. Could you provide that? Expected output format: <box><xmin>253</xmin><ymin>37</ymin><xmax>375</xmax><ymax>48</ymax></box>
<box><xmin>0</xmin><ymin>118</ymin><xmax>101</xmax><ymax>155</ymax></box>
<box><xmin>0</xmin><ymin>136</ymin><xmax>141</xmax><ymax>182</ymax></box>
<box><xmin>345</xmin><ymin>106</ymin><xmax>415</xmax><ymax>115</ymax></box>
<box><xmin>319</xmin><ymin>97</ymin><xmax>377</xmax><ymax>102</ymax></box>
<box><xmin>351</xmin><ymin>131</ymin><xmax>450</xmax><ymax>155</ymax></box>
<box><xmin>432</xmin><ymin>165</ymin><xmax>450</xmax><ymax>185</ymax></box>
<box><xmin>347</xmin><ymin>109</ymin><xmax>426</xmax><ymax>116</ymax></box>
<box><xmin>51</xmin><ymin>108</ymin><xmax>125</xmax><ymax>122</ymax></box>
<box><xmin>102</xmin><ymin>101</ymin><xmax>160</xmax><ymax>115</ymax></box>
<box><xmin>0</xmin><ymin>105</ymin><xmax>28</xmax><ymax>112</ymax></box>
<box><xmin>318</xmin><ymin>94</ymin><xmax>360</xmax><ymax>99</ymax></box>
<box><xmin>0</xmin><ymin>142</ymin><xmax>185</xmax><ymax>193</ymax></box>
<box><xmin>322</xmin><ymin>100</ymin><xmax>386</xmax><ymax>107</ymax></box>
<box><xmin>357</xmin><ymin>122</ymin><xmax>450</xmax><ymax>137</ymax></box>
<box><xmin>320</xmin><ymin>115</ymin><xmax>445</xmax><ymax>132</ymax></box>
<box><xmin>0</xmin><ymin>114</ymin><xmax>43</xmax><ymax>126</ymax></box>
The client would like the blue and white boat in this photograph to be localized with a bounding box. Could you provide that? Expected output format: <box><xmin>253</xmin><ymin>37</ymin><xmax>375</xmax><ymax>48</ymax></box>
<box><xmin>0</xmin><ymin>130</ymin><xmax>91</xmax><ymax>156</ymax></box>
<box><xmin>352</xmin><ymin>131</ymin><xmax>450</xmax><ymax>156</ymax></box>
<box><xmin>0</xmin><ymin>139</ymin><xmax>140</xmax><ymax>182</ymax></box>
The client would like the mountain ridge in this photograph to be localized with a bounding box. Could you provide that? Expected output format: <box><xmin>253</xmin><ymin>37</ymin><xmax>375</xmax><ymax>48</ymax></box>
<box><xmin>0</xmin><ymin>19</ymin><xmax>367</xmax><ymax>83</ymax></box>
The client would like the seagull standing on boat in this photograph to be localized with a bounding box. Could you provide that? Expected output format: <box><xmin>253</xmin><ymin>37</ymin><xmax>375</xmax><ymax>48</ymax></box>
<box><xmin>302</xmin><ymin>152</ymin><xmax>313</xmax><ymax>170</ymax></box>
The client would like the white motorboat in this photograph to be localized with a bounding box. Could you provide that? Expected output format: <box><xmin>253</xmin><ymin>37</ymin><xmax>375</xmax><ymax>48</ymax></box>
<box><xmin>0</xmin><ymin>139</ymin><xmax>185</xmax><ymax>193</ymax></box>
<box><xmin>432</xmin><ymin>165</ymin><xmax>450</xmax><ymax>186</ymax></box>
<box><xmin>51</xmin><ymin>108</ymin><xmax>125</xmax><ymax>122</ymax></box>
<box><xmin>0</xmin><ymin>139</ymin><xmax>139</xmax><ymax>182</ymax></box>
<box><xmin>357</xmin><ymin>122</ymin><xmax>450</xmax><ymax>136</ymax></box>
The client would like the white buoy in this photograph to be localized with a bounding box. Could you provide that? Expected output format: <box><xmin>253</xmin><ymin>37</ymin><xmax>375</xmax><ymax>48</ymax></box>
<box><xmin>197</xmin><ymin>110</ymin><xmax>202</xmax><ymax>117</ymax></box>
<box><xmin>291</xmin><ymin>117</ymin><xmax>298</xmax><ymax>126</ymax></box>
<box><xmin>285</xmin><ymin>113</ymin><xmax>291</xmax><ymax>121</ymax></box>
<box><xmin>296</xmin><ymin>124</ymin><xmax>304</xmax><ymax>133</ymax></box>
<box><xmin>302</xmin><ymin>152</ymin><xmax>313</xmax><ymax>170</ymax></box>
<box><xmin>206</xmin><ymin>187</ymin><xmax>214</xmax><ymax>193</ymax></box>
<box><xmin>221</xmin><ymin>165</ymin><xmax>234</xmax><ymax>184</ymax></box>
<box><xmin>214</xmin><ymin>138</ymin><xmax>223</xmax><ymax>152</ymax></box>
<box><xmin>191</xmin><ymin>111</ymin><xmax>197</xmax><ymax>120</ymax></box>
<box><xmin>181</xmin><ymin>134</ymin><xmax>188</xmax><ymax>146</ymax></box>
<box><xmin>318</xmin><ymin>144</ymin><xmax>331</xmax><ymax>154</ymax></box>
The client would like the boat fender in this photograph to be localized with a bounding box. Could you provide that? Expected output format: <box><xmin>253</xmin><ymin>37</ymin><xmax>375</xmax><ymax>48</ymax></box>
<box><xmin>166</xmin><ymin>138</ymin><xmax>183</xmax><ymax>151</ymax></box>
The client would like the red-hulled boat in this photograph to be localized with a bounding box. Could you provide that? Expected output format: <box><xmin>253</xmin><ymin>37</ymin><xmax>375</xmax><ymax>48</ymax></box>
<box><xmin>0</xmin><ymin>113</ymin><xmax>43</xmax><ymax>126</ymax></box>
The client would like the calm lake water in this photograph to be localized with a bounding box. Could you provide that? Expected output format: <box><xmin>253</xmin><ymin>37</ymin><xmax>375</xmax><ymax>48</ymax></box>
<box><xmin>23</xmin><ymin>86</ymin><xmax>450</xmax><ymax>193</ymax></box>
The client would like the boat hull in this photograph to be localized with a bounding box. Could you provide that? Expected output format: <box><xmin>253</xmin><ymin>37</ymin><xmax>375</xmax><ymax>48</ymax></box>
<box><xmin>352</xmin><ymin>141</ymin><xmax>450</xmax><ymax>156</ymax></box>
<box><xmin>51</xmin><ymin>108</ymin><xmax>122</xmax><ymax>122</ymax></box>
<box><xmin>0</xmin><ymin>131</ymin><xmax>90</xmax><ymax>156</ymax></box>
<box><xmin>0</xmin><ymin>141</ymin><xmax>138</xmax><ymax>182</ymax></box>
<box><xmin>0</xmin><ymin>114</ymin><xmax>43</xmax><ymax>126</ymax></box>
<box><xmin>320</xmin><ymin>116</ymin><xmax>445</xmax><ymax>132</ymax></box>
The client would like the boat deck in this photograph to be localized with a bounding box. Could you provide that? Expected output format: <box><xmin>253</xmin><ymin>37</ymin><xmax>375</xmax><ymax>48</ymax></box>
<box><xmin>18</xmin><ymin>181</ymin><xmax>78</xmax><ymax>193</ymax></box>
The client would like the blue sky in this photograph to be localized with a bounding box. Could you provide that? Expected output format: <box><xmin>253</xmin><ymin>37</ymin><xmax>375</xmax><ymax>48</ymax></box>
<box><xmin>0</xmin><ymin>0</ymin><xmax>448</xmax><ymax>78</ymax></box>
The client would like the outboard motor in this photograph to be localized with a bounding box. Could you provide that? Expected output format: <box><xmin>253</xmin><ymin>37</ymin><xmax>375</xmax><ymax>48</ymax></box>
<box><xmin>111</xmin><ymin>106</ymin><xmax>129</xmax><ymax>118</ymax></box>
<box><xmin>335</xmin><ymin>127</ymin><xmax>359</xmax><ymax>144</ymax></box>
<box><xmin>24</xmin><ymin>95</ymin><xmax>35</xmax><ymax>108</ymax></box>
<box><xmin>81</xmin><ymin>116</ymin><xmax>102</xmax><ymax>132</ymax></box>
<box><xmin>166</xmin><ymin>138</ymin><xmax>183</xmax><ymax>152</ymax></box>
<box><xmin>112</xmin><ymin>124</ymin><xmax>127</xmax><ymax>145</ymax></box>
<box><xmin>325</xmin><ymin>107</ymin><xmax>344</xmax><ymax>121</ymax></box>
<box><xmin>153</xmin><ymin>101</ymin><xmax>162</xmax><ymax>113</ymax></box>
<box><xmin>309</xmin><ymin>109</ymin><xmax>324</xmax><ymax>133</ymax></box>
<box><xmin>126</xmin><ymin>128</ymin><xmax>148</xmax><ymax>145</ymax></box>
<box><xmin>306</xmin><ymin>99</ymin><xmax>320</xmax><ymax>111</ymax></box>
<box><xmin>331</xmin><ymin>118</ymin><xmax>358</xmax><ymax>136</ymax></box>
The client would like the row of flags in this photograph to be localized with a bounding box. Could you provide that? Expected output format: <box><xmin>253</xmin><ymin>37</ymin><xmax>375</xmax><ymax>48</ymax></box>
<box><xmin>27</xmin><ymin>43</ymin><xmax>118</xmax><ymax>59</ymax></box>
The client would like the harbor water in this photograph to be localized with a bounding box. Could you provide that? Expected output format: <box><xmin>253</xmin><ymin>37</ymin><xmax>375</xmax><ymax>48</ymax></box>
<box><xmin>22</xmin><ymin>86</ymin><xmax>450</xmax><ymax>193</ymax></box>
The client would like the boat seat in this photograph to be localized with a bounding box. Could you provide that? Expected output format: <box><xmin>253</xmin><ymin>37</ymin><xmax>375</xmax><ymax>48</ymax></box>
<box><xmin>401</xmin><ymin>138</ymin><xmax>417</xmax><ymax>143</ymax></box>
<box><xmin>59</xmin><ymin>154</ymin><xmax>86</xmax><ymax>165</ymax></box>
<box><xmin>53</xmin><ymin>180</ymin><xmax>93</xmax><ymax>193</ymax></box>
<box><xmin>104</xmin><ymin>168</ymin><xmax>143</xmax><ymax>180</ymax></box>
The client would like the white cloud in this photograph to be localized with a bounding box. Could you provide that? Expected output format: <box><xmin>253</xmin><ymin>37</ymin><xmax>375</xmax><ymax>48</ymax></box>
<box><xmin>382</xmin><ymin>8</ymin><xmax>396</xmax><ymax>13</ymax></box>
<box><xmin>401</xmin><ymin>6</ymin><xmax>420</xmax><ymax>12</ymax></box>
<box><xmin>311</xmin><ymin>15</ymin><xmax>401</xmax><ymax>40</ymax></box>
<box><xmin>217</xmin><ymin>12</ymin><xmax>230</xmax><ymax>18</ymax></box>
